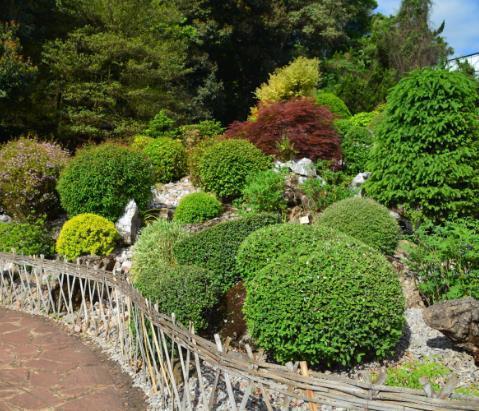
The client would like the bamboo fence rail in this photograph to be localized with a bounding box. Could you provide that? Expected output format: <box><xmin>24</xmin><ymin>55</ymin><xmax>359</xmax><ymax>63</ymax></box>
<box><xmin>0</xmin><ymin>252</ymin><xmax>478</xmax><ymax>410</ymax></box>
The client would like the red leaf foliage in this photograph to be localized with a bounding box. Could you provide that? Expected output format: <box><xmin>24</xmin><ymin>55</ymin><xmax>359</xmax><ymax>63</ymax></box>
<box><xmin>225</xmin><ymin>98</ymin><xmax>341</xmax><ymax>164</ymax></box>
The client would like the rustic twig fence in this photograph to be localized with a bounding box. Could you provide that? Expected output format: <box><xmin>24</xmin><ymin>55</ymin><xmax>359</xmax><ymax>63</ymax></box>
<box><xmin>1</xmin><ymin>252</ymin><xmax>478</xmax><ymax>411</ymax></box>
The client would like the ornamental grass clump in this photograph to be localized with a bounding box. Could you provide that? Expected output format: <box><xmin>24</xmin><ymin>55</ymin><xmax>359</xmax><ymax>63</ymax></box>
<box><xmin>0</xmin><ymin>221</ymin><xmax>53</xmax><ymax>256</ymax></box>
<box><xmin>56</xmin><ymin>213</ymin><xmax>119</xmax><ymax>261</ymax></box>
<box><xmin>243</xmin><ymin>238</ymin><xmax>405</xmax><ymax>367</ymax></box>
<box><xmin>0</xmin><ymin>137</ymin><xmax>69</xmax><ymax>220</ymax></box>
<box><xmin>173</xmin><ymin>213</ymin><xmax>280</xmax><ymax>292</ymax></box>
<box><xmin>173</xmin><ymin>192</ymin><xmax>222</xmax><ymax>224</ymax></box>
<box><xmin>198</xmin><ymin>139</ymin><xmax>272</xmax><ymax>201</ymax></box>
<box><xmin>365</xmin><ymin>68</ymin><xmax>479</xmax><ymax>223</ymax></box>
<box><xmin>317</xmin><ymin>197</ymin><xmax>400</xmax><ymax>255</ymax></box>
<box><xmin>57</xmin><ymin>143</ymin><xmax>154</xmax><ymax>221</ymax></box>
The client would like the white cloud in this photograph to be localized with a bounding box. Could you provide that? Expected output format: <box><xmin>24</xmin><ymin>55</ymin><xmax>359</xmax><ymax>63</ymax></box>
<box><xmin>376</xmin><ymin>0</ymin><xmax>479</xmax><ymax>57</ymax></box>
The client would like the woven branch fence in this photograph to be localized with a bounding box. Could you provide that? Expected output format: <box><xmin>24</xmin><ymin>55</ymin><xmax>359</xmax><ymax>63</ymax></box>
<box><xmin>1</xmin><ymin>252</ymin><xmax>478</xmax><ymax>411</ymax></box>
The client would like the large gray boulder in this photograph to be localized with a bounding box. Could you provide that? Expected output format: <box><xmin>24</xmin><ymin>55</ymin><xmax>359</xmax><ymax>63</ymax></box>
<box><xmin>423</xmin><ymin>297</ymin><xmax>479</xmax><ymax>363</ymax></box>
<box><xmin>115</xmin><ymin>200</ymin><xmax>141</xmax><ymax>245</ymax></box>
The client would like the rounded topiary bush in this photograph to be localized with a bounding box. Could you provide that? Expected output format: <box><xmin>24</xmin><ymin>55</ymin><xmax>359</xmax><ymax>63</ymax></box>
<box><xmin>317</xmin><ymin>197</ymin><xmax>400</xmax><ymax>255</ymax></box>
<box><xmin>56</xmin><ymin>214</ymin><xmax>119</xmax><ymax>261</ymax></box>
<box><xmin>198</xmin><ymin>139</ymin><xmax>272</xmax><ymax>200</ymax></box>
<box><xmin>187</xmin><ymin>137</ymin><xmax>220</xmax><ymax>187</ymax></box>
<box><xmin>237</xmin><ymin>223</ymin><xmax>340</xmax><ymax>280</ymax></box>
<box><xmin>0</xmin><ymin>137</ymin><xmax>69</xmax><ymax>220</ymax></box>
<box><xmin>57</xmin><ymin>144</ymin><xmax>154</xmax><ymax>221</ymax></box>
<box><xmin>365</xmin><ymin>69</ymin><xmax>479</xmax><ymax>223</ymax></box>
<box><xmin>315</xmin><ymin>91</ymin><xmax>351</xmax><ymax>119</ymax></box>
<box><xmin>0</xmin><ymin>221</ymin><xmax>53</xmax><ymax>256</ymax></box>
<box><xmin>174</xmin><ymin>213</ymin><xmax>280</xmax><ymax>292</ymax></box>
<box><xmin>133</xmin><ymin>264</ymin><xmax>219</xmax><ymax>331</ymax></box>
<box><xmin>244</xmin><ymin>239</ymin><xmax>405</xmax><ymax>366</ymax></box>
<box><xmin>143</xmin><ymin>137</ymin><xmax>187</xmax><ymax>183</ymax></box>
<box><xmin>132</xmin><ymin>220</ymin><xmax>188</xmax><ymax>283</ymax></box>
<box><xmin>174</xmin><ymin>192</ymin><xmax>222</xmax><ymax>224</ymax></box>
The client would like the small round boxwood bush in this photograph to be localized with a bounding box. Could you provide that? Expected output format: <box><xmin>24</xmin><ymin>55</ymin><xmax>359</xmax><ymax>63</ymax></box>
<box><xmin>0</xmin><ymin>221</ymin><xmax>53</xmax><ymax>256</ymax></box>
<box><xmin>187</xmin><ymin>137</ymin><xmax>221</xmax><ymax>187</ymax></box>
<box><xmin>198</xmin><ymin>139</ymin><xmax>272</xmax><ymax>200</ymax></box>
<box><xmin>315</xmin><ymin>91</ymin><xmax>351</xmax><ymax>119</ymax></box>
<box><xmin>317</xmin><ymin>197</ymin><xmax>400</xmax><ymax>255</ymax></box>
<box><xmin>133</xmin><ymin>264</ymin><xmax>219</xmax><ymax>331</ymax></box>
<box><xmin>143</xmin><ymin>137</ymin><xmax>187</xmax><ymax>183</ymax></box>
<box><xmin>173</xmin><ymin>213</ymin><xmax>280</xmax><ymax>292</ymax></box>
<box><xmin>132</xmin><ymin>219</ymin><xmax>188</xmax><ymax>283</ymax></box>
<box><xmin>57</xmin><ymin>144</ymin><xmax>154</xmax><ymax>221</ymax></box>
<box><xmin>56</xmin><ymin>214</ymin><xmax>119</xmax><ymax>261</ymax></box>
<box><xmin>0</xmin><ymin>137</ymin><xmax>69</xmax><ymax>220</ymax></box>
<box><xmin>237</xmin><ymin>223</ymin><xmax>340</xmax><ymax>280</ymax></box>
<box><xmin>243</xmin><ymin>239</ymin><xmax>405</xmax><ymax>366</ymax></box>
<box><xmin>174</xmin><ymin>192</ymin><xmax>222</xmax><ymax>224</ymax></box>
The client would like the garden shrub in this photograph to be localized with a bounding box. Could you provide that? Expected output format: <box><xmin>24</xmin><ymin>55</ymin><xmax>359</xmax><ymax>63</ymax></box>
<box><xmin>0</xmin><ymin>221</ymin><xmax>53</xmax><ymax>256</ymax></box>
<box><xmin>0</xmin><ymin>137</ymin><xmax>69</xmax><ymax>220</ymax></box>
<box><xmin>187</xmin><ymin>137</ymin><xmax>221</xmax><ymax>187</ymax></box>
<box><xmin>240</xmin><ymin>170</ymin><xmax>287</xmax><ymax>214</ymax></box>
<box><xmin>365</xmin><ymin>69</ymin><xmax>479</xmax><ymax>223</ymax></box>
<box><xmin>143</xmin><ymin>137</ymin><xmax>187</xmax><ymax>183</ymax></box>
<box><xmin>131</xmin><ymin>135</ymin><xmax>154</xmax><ymax>150</ymax></box>
<box><xmin>144</xmin><ymin>110</ymin><xmax>177</xmax><ymax>138</ymax></box>
<box><xmin>255</xmin><ymin>57</ymin><xmax>320</xmax><ymax>103</ymax></box>
<box><xmin>198</xmin><ymin>139</ymin><xmax>272</xmax><ymax>200</ymax></box>
<box><xmin>131</xmin><ymin>219</ymin><xmax>188</xmax><ymax>282</ymax></box>
<box><xmin>243</xmin><ymin>238</ymin><xmax>405</xmax><ymax>366</ymax></box>
<box><xmin>237</xmin><ymin>223</ymin><xmax>341</xmax><ymax>280</ymax></box>
<box><xmin>406</xmin><ymin>219</ymin><xmax>479</xmax><ymax>305</ymax></box>
<box><xmin>56</xmin><ymin>213</ymin><xmax>119</xmax><ymax>261</ymax></box>
<box><xmin>133</xmin><ymin>264</ymin><xmax>219</xmax><ymax>331</ymax></box>
<box><xmin>315</xmin><ymin>91</ymin><xmax>351</xmax><ymax>119</ymax></box>
<box><xmin>173</xmin><ymin>192</ymin><xmax>222</xmax><ymax>224</ymax></box>
<box><xmin>174</xmin><ymin>213</ymin><xmax>280</xmax><ymax>292</ymax></box>
<box><xmin>317</xmin><ymin>197</ymin><xmax>400</xmax><ymax>255</ymax></box>
<box><xmin>341</xmin><ymin>125</ymin><xmax>374</xmax><ymax>174</ymax></box>
<box><xmin>57</xmin><ymin>144</ymin><xmax>154</xmax><ymax>221</ymax></box>
<box><xmin>178</xmin><ymin>120</ymin><xmax>224</xmax><ymax>147</ymax></box>
<box><xmin>301</xmin><ymin>178</ymin><xmax>352</xmax><ymax>212</ymax></box>
<box><xmin>349</xmin><ymin>112</ymin><xmax>376</xmax><ymax>128</ymax></box>
<box><xmin>226</xmin><ymin>99</ymin><xmax>341</xmax><ymax>164</ymax></box>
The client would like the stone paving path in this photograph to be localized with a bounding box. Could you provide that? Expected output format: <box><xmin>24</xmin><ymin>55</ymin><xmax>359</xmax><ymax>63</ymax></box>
<box><xmin>0</xmin><ymin>308</ymin><xmax>146</xmax><ymax>410</ymax></box>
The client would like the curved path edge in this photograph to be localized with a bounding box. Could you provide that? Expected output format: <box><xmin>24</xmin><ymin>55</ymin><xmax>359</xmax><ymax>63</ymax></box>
<box><xmin>0</xmin><ymin>307</ymin><xmax>146</xmax><ymax>411</ymax></box>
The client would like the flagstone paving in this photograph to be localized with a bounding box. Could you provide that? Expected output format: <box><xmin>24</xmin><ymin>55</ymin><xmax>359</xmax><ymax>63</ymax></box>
<box><xmin>0</xmin><ymin>308</ymin><xmax>146</xmax><ymax>410</ymax></box>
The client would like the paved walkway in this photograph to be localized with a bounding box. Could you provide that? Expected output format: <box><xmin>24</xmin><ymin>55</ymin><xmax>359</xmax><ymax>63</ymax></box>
<box><xmin>0</xmin><ymin>308</ymin><xmax>146</xmax><ymax>410</ymax></box>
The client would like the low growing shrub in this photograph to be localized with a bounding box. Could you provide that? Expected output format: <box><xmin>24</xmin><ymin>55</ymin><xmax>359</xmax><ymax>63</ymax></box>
<box><xmin>174</xmin><ymin>213</ymin><xmax>280</xmax><ymax>292</ymax></box>
<box><xmin>187</xmin><ymin>137</ymin><xmax>221</xmax><ymax>187</ymax></box>
<box><xmin>243</xmin><ymin>238</ymin><xmax>405</xmax><ymax>366</ymax></box>
<box><xmin>178</xmin><ymin>120</ymin><xmax>224</xmax><ymax>147</ymax></box>
<box><xmin>56</xmin><ymin>214</ymin><xmax>119</xmax><ymax>261</ymax></box>
<box><xmin>133</xmin><ymin>264</ymin><xmax>220</xmax><ymax>331</ymax></box>
<box><xmin>226</xmin><ymin>99</ymin><xmax>341</xmax><ymax>164</ymax></box>
<box><xmin>131</xmin><ymin>135</ymin><xmax>154</xmax><ymax>150</ymax></box>
<box><xmin>317</xmin><ymin>197</ymin><xmax>400</xmax><ymax>255</ymax></box>
<box><xmin>406</xmin><ymin>219</ymin><xmax>479</xmax><ymax>305</ymax></box>
<box><xmin>315</xmin><ymin>91</ymin><xmax>351</xmax><ymax>119</ymax></box>
<box><xmin>198</xmin><ymin>139</ymin><xmax>272</xmax><ymax>200</ymax></box>
<box><xmin>57</xmin><ymin>144</ymin><xmax>154</xmax><ymax>221</ymax></box>
<box><xmin>174</xmin><ymin>192</ymin><xmax>222</xmax><ymax>224</ymax></box>
<box><xmin>0</xmin><ymin>137</ymin><xmax>69</xmax><ymax>220</ymax></box>
<box><xmin>240</xmin><ymin>170</ymin><xmax>287</xmax><ymax>214</ymax></box>
<box><xmin>144</xmin><ymin>110</ymin><xmax>177</xmax><ymax>138</ymax></box>
<box><xmin>0</xmin><ymin>221</ymin><xmax>53</xmax><ymax>256</ymax></box>
<box><xmin>237</xmin><ymin>223</ymin><xmax>340</xmax><ymax>280</ymax></box>
<box><xmin>301</xmin><ymin>178</ymin><xmax>352</xmax><ymax>212</ymax></box>
<box><xmin>143</xmin><ymin>137</ymin><xmax>187</xmax><ymax>183</ymax></box>
<box><xmin>341</xmin><ymin>125</ymin><xmax>374</xmax><ymax>174</ymax></box>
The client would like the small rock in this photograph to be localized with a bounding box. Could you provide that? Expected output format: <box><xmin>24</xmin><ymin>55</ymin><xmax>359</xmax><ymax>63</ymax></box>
<box><xmin>115</xmin><ymin>200</ymin><xmax>141</xmax><ymax>245</ymax></box>
<box><xmin>423</xmin><ymin>297</ymin><xmax>479</xmax><ymax>363</ymax></box>
<box><xmin>350</xmin><ymin>172</ymin><xmax>370</xmax><ymax>188</ymax></box>
<box><xmin>289</xmin><ymin>158</ymin><xmax>317</xmax><ymax>177</ymax></box>
<box><xmin>150</xmin><ymin>177</ymin><xmax>198</xmax><ymax>209</ymax></box>
<box><xmin>0</xmin><ymin>214</ymin><xmax>12</xmax><ymax>223</ymax></box>
<box><xmin>74</xmin><ymin>325</ymin><xmax>81</xmax><ymax>333</ymax></box>
<box><xmin>299</xmin><ymin>215</ymin><xmax>310</xmax><ymax>225</ymax></box>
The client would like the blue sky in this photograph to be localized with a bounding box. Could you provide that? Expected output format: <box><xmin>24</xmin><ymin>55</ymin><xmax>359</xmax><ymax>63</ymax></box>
<box><xmin>375</xmin><ymin>0</ymin><xmax>479</xmax><ymax>58</ymax></box>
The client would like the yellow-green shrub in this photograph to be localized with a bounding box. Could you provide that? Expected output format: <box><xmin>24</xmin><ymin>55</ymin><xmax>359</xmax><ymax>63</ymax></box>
<box><xmin>56</xmin><ymin>214</ymin><xmax>119</xmax><ymax>261</ymax></box>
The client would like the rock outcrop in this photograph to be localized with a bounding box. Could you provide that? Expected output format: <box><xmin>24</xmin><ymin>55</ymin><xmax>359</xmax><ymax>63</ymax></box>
<box><xmin>423</xmin><ymin>297</ymin><xmax>479</xmax><ymax>363</ymax></box>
